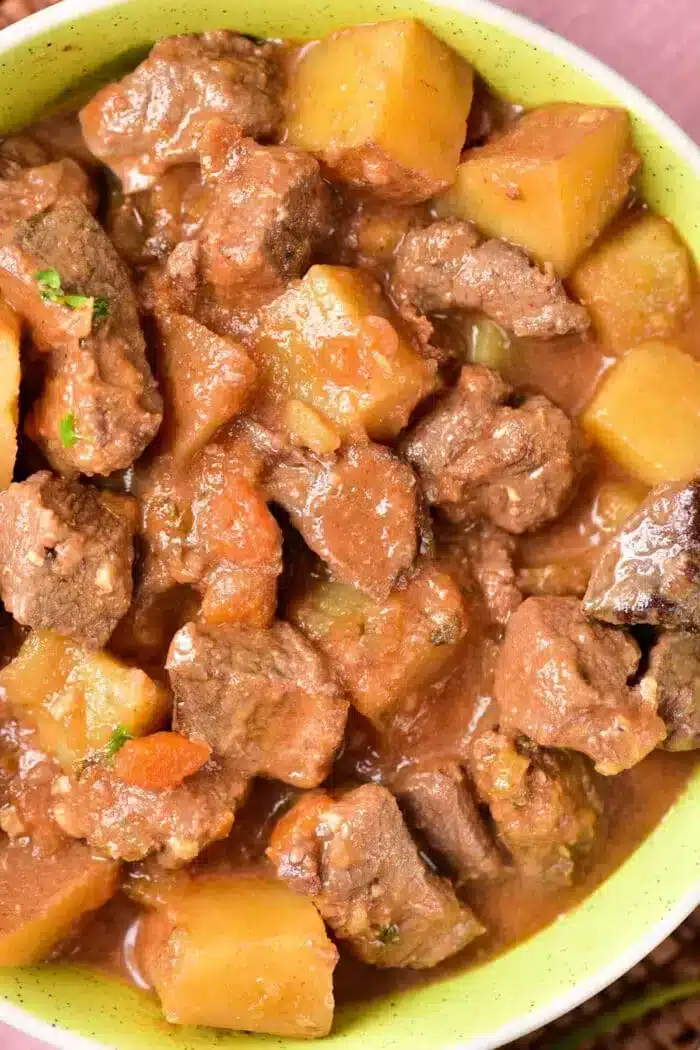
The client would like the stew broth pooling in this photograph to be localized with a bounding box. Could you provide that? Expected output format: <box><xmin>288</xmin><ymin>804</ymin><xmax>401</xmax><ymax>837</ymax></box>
<box><xmin>0</xmin><ymin>17</ymin><xmax>698</xmax><ymax>1039</ymax></box>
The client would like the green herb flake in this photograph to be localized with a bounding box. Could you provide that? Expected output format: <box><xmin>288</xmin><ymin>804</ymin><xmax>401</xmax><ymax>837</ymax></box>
<box><xmin>105</xmin><ymin>725</ymin><xmax>133</xmax><ymax>760</ymax></box>
<box><xmin>35</xmin><ymin>268</ymin><xmax>62</xmax><ymax>298</ymax></box>
<box><xmin>92</xmin><ymin>297</ymin><xmax>110</xmax><ymax>321</ymax></box>
<box><xmin>59</xmin><ymin>412</ymin><xmax>78</xmax><ymax>449</ymax></box>
<box><xmin>377</xmin><ymin>923</ymin><xmax>400</xmax><ymax>946</ymax></box>
<box><xmin>34</xmin><ymin>269</ymin><xmax>109</xmax><ymax>324</ymax></box>
<box><xmin>61</xmin><ymin>293</ymin><xmax>93</xmax><ymax>310</ymax></box>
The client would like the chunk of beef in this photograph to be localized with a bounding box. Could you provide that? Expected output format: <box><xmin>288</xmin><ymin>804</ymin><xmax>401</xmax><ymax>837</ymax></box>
<box><xmin>290</xmin><ymin>559</ymin><xmax>468</xmax><ymax>725</ymax></box>
<box><xmin>106</xmin><ymin>164</ymin><xmax>206</xmax><ymax>267</ymax></box>
<box><xmin>266</xmin><ymin>443</ymin><xmax>422</xmax><ymax>601</ymax></box>
<box><xmin>52</xmin><ymin>762</ymin><xmax>245</xmax><ymax>866</ymax></box>
<box><xmin>0</xmin><ymin>138</ymin><xmax>96</xmax><ymax>229</ymax></box>
<box><xmin>0</xmin><ymin>700</ymin><xmax>74</xmax><ymax>853</ymax></box>
<box><xmin>330</xmin><ymin>193</ymin><xmax>430</xmax><ymax>277</ymax></box>
<box><xmin>167</xmin><ymin>620</ymin><xmax>348</xmax><ymax>788</ymax></box>
<box><xmin>392</xmin><ymin>220</ymin><xmax>590</xmax><ymax>338</ymax></box>
<box><xmin>0</xmin><ymin>472</ymin><xmax>135</xmax><ymax>648</ymax></box>
<box><xmin>583</xmin><ymin>480</ymin><xmax>700</xmax><ymax>631</ymax></box>
<box><xmin>438</xmin><ymin>522</ymin><xmax>522</xmax><ymax>626</ymax></box>
<box><xmin>0</xmin><ymin>198</ymin><xmax>162</xmax><ymax>475</ymax></box>
<box><xmin>80</xmin><ymin>32</ymin><xmax>284</xmax><ymax>192</ymax></box>
<box><xmin>470</xmin><ymin>730</ymin><xmax>601</xmax><ymax>884</ymax></box>
<box><xmin>268</xmin><ymin>784</ymin><xmax>483</xmax><ymax>968</ymax></box>
<box><xmin>24</xmin><ymin>112</ymin><xmax>100</xmax><ymax>171</ymax></box>
<box><xmin>641</xmin><ymin>633</ymin><xmax>700</xmax><ymax>751</ymax></box>
<box><xmin>496</xmin><ymin>596</ymin><xmax>666</xmax><ymax>773</ymax></box>
<box><xmin>402</xmin><ymin>365</ymin><xmax>582</xmax><ymax>534</ymax></box>
<box><xmin>199</xmin><ymin>122</ymin><xmax>332</xmax><ymax>290</ymax></box>
<box><xmin>137</xmin><ymin>429</ymin><xmax>283</xmax><ymax>631</ymax></box>
<box><xmin>394</xmin><ymin>762</ymin><xmax>504</xmax><ymax>882</ymax></box>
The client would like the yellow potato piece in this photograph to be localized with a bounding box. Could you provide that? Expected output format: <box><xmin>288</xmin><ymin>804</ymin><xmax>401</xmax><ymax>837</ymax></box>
<box><xmin>582</xmin><ymin>341</ymin><xmax>700</xmax><ymax>485</ymax></box>
<box><xmin>0</xmin><ymin>630</ymin><xmax>170</xmax><ymax>769</ymax></box>
<box><xmin>286</xmin><ymin>19</ymin><xmax>473</xmax><ymax>203</ymax></box>
<box><xmin>592</xmin><ymin>479</ymin><xmax>648</xmax><ymax>533</ymax></box>
<box><xmin>0</xmin><ymin>298</ymin><xmax>20</xmax><ymax>490</ymax></box>
<box><xmin>571</xmin><ymin>214</ymin><xmax>692</xmax><ymax>351</ymax></box>
<box><xmin>253</xmin><ymin>265</ymin><xmax>436</xmax><ymax>441</ymax></box>
<box><xmin>139</xmin><ymin>874</ymin><xmax>338</xmax><ymax>1037</ymax></box>
<box><xmin>283</xmin><ymin>399</ymin><xmax>341</xmax><ymax>455</ymax></box>
<box><xmin>0</xmin><ymin>840</ymin><xmax>118</xmax><ymax>965</ymax></box>
<box><xmin>439</xmin><ymin>104</ymin><xmax>639</xmax><ymax>275</ymax></box>
<box><xmin>290</xmin><ymin>564</ymin><xmax>466</xmax><ymax>724</ymax></box>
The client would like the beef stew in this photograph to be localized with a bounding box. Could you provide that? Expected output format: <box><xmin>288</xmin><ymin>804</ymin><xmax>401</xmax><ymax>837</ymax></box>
<box><xmin>0</xmin><ymin>17</ymin><xmax>697</xmax><ymax>1039</ymax></box>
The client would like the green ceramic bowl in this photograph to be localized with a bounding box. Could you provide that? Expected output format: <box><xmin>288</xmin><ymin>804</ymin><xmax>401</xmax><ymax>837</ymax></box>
<box><xmin>0</xmin><ymin>1</ymin><xmax>699</xmax><ymax>1047</ymax></box>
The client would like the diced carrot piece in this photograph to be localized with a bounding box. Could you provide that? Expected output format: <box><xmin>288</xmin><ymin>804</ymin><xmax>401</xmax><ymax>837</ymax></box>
<box><xmin>114</xmin><ymin>732</ymin><xmax>211</xmax><ymax>791</ymax></box>
<box><xmin>197</xmin><ymin>476</ymin><xmax>280</xmax><ymax>568</ymax></box>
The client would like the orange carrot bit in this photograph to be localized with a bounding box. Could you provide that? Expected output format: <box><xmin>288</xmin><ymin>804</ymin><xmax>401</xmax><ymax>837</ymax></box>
<box><xmin>114</xmin><ymin>732</ymin><xmax>212</xmax><ymax>791</ymax></box>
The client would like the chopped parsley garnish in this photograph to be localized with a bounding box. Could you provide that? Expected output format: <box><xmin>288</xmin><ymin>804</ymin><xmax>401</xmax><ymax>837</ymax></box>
<box><xmin>92</xmin><ymin>297</ymin><xmax>110</xmax><ymax>321</ymax></box>
<box><xmin>34</xmin><ymin>268</ymin><xmax>109</xmax><ymax>324</ymax></box>
<box><xmin>377</xmin><ymin>923</ymin><xmax>400</xmax><ymax>946</ymax></box>
<box><xmin>59</xmin><ymin>412</ymin><xmax>78</xmax><ymax>449</ymax></box>
<box><xmin>105</xmin><ymin>725</ymin><xmax>133</xmax><ymax>760</ymax></box>
<box><xmin>35</xmin><ymin>268</ymin><xmax>62</xmax><ymax>298</ymax></box>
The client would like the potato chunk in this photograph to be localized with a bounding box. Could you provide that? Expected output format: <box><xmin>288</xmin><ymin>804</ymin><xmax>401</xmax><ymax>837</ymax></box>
<box><xmin>139</xmin><ymin>874</ymin><xmax>337</xmax><ymax>1037</ymax></box>
<box><xmin>439</xmin><ymin>104</ymin><xmax>639</xmax><ymax>275</ymax></box>
<box><xmin>286</xmin><ymin>19</ymin><xmax>473</xmax><ymax>203</ymax></box>
<box><xmin>0</xmin><ymin>630</ymin><xmax>170</xmax><ymax>769</ymax></box>
<box><xmin>571</xmin><ymin>215</ymin><xmax>692</xmax><ymax>350</ymax></box>
<box><xmin>290</xmin><ymin>562</ymin><xmax>468</xmax><ymax>724</ymax></box>
<box><xmin>0</xmin><ymin>298</ymin><xmax>20</xmax><ymax>490</ymax></box>
<box><xmin>582</xmin><ymin>341</ymin><xmax>700</xmax><ymax>485</ymax></box>
<box><xmin>0</xmin><ymin>840</ymin><xmax>118</xmax><ymax>965</ymax></box>
<box><xmin>253</xmin><ymin>265</ymin><xmax>436</xmax><ymax>441</ymax></box>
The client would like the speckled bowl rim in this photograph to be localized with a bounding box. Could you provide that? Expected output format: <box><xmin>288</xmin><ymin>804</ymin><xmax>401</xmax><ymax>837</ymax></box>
<box><xmin>0</xmin><ymin>1</ymin><xmax>698</xmax><ymax>1048</ymax></box>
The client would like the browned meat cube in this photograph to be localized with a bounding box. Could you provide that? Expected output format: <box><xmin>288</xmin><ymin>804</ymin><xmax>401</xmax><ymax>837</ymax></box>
<box><xmin>496</xmin><ymin>597</ymin><xmax>666</xmax><ymax>773</ymax></box>
<box><xmin>268</xmin><ymin>784</ymin><xmax>484</xmax><ymax>968</ymax></box>
<box><xmin>106</xmin><ymin>164</ymin><xmax>206</xmax><ymax>268</ymax></box>
<box><xmin>0</xmin><ymin>198</ymin><xmax>162</xmax><ymax>475</ymax></box>
<box><xmin>51</xmin><ymin>762</ymin><xmax>245</xmax><ymax>866</ymax></box>
<box><xmin>289</xmin><ymin>560</ymin><xmax>468</xmax><ymax>725</ymax></box>
<box><xmin>330</xmin><ymin>193</ymin><xmax>430</xmax><ymax>277</ymax></box>
<box><xmin>392</xmin><ymin>220</ymin><xmax>590</xmax><ymax>338</ymax></box>
<box><xmin>199</xmin><ymin>123</ymin><xmax>332</xmax><ymax>290</ymax></box>
<box><xmin>402</xmin><ymin>365</ymin><xmax>582</xmax><ymax>534</ymax></box>
<box><xmin>583</xmin><ymin>480</ymin><xmax>700</xmax><ymax>631</ymax></box>
<box><xmin>394</xmin><ymin>762</ymin><xmax>504</xmax><ymax>882</ymax></box>
<box><xmin>266</xmin><ymin>443</ymin><xmax>422</xmax><ymax>601</ymax></box>
<box><xmin>167</xmin><ymin>621</ymin><xmax>348</xmax><ymax>788</ymax></box>
<box><xmin>437</xmin><ymin>522</ymin><xmax>522</xmax><ymax>626</ymax></box>
<box><xmin>0</xmin><ymin>472</ymin><xmax>135</xmax><ymax>648</ymax></box>
<box><xmin>80</xmin><ymin>32</ymin><xmax>284</xmax><ymax>192</ymax></box>
<box><xmin>23</xmin><ymin>112</ymin><xmax>100</xmax><ymax>171</ymax></box>
<box><xmin>136</xmin><ymin>426</ymin><xmax>284</xmax><ymax>637</ymax></box>
<box><xmin>0</xmin><ymin>133</ymin><xmax>96</xmax><ymax>228</ymax></box>
<box><xmin>642</xmin><ymin>633</ymin><xmax>700</xmax><ymax>751</ymax></box>
<box><xmin>470</xmin><ymin>730</ymin><xmax>601</xmax><ymax>884</ymax></box>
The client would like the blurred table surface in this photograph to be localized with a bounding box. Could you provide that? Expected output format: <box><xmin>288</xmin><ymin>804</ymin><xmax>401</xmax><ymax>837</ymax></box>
<box><xmin>0</xmin><ymin>0</ymin><xmax>697</xmax><ymax>1046</ymax></box>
